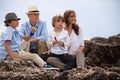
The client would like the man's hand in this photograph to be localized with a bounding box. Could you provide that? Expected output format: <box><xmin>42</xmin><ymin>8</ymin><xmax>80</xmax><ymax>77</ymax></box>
<box><xmin>29</xmin><ymin>38</ymin><xmax>38</xmax><ymax>43</ymax></box>
<box><xmin>31</xmin><ymin>26</ymin><xmax>36</xmax><ymax>33</ymax></box>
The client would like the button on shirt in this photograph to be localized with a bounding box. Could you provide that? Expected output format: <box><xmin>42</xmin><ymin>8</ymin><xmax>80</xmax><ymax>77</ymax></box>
<box><xmin>0</xmin><ymin>26</ymin><xmax>21</xmax><ymax>60</ymax></box>
<box><xmin>19</xmin><ymin>20</ymin><xmax>48</xmax><ymax>41</ymax></box>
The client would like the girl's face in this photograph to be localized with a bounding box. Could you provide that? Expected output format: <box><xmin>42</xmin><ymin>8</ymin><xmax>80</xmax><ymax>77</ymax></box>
<box><xmin>54</xmin><ymin>19</ymin><xmax>63</xmax><ymax>29</ymax></box>
<box><xmin>68</xmin><ymin>12</ymin><xmax>76</xmax><ymax>24</ymax></box>
<box><xmin>9</xmin><ymin>19</ymin><xmax>19</xmax><ymax>28</ymax></box>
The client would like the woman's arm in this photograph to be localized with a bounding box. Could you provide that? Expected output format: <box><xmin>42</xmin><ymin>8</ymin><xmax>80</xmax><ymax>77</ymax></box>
<box><xmin>77</xmin><ymin>45</ymin><xmax>84</xmax><ymax>52</ymax></box>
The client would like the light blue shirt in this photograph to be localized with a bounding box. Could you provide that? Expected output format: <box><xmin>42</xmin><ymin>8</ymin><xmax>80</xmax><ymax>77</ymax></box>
<box><xmin>0</xmin><ymin>26</ymin><xmax>21</xmax><ymax>60</ymax></box>
<box><xmin>19</xmin><ymin>20</ymin><xmax>48</xmax><ymax>41</ymax></box>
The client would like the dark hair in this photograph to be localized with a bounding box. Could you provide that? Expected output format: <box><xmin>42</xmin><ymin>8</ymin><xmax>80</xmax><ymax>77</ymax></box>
<box><xmin>64</xmin><ymin>10</ymin><xmax>79</xmax><ymax>35</ymax></box>
<box><xmin>52</xmin><ymin>15</ymin><xmax>64</xmax><ymax>27</ymax></box>
<box><xmin>4</xmin><ymin>20</ymin><xmax>12</xmax><ymax>27</ymax></box>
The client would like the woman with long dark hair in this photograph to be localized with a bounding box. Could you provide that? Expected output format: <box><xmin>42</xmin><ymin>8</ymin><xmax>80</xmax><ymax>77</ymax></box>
<box><xmin>64</xmin><ymin>10</ymin><xmax>85</xmax><ymax>68</ymax></box>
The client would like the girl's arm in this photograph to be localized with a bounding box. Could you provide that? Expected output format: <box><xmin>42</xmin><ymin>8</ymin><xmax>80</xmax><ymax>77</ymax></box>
<box><xmin>5</xmin><ymin>40</ymin><xmax>22</xmax><ymax>62</ymax></box>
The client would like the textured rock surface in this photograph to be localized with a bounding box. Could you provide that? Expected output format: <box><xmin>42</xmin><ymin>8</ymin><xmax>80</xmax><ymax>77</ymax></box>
<box><xmin>85</xmin><ymin>34</ymin><xmax>120</xmax><ymax>67</ymax></box>
<box><xmin>0</xmin><ymin>34</ymin><xmax>120</xmax><ymax>80</ymax></box>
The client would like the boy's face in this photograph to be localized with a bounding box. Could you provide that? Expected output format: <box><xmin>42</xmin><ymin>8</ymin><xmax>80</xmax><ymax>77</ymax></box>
<box><xmin>54</xmin><ymin>19</ymin><xmax>63</xmax><ymax>29</ymax></box>
<box><xmin>9</xmin><ymin>19</ymin><xmax>19</xmax><ymax>28</ymax></box>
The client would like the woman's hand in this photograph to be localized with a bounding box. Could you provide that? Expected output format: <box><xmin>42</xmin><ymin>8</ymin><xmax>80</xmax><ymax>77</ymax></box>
<box><xmin>70</xmin><ymin>51</ymin><xmax>76</xmax><ymax>56</ymax></box>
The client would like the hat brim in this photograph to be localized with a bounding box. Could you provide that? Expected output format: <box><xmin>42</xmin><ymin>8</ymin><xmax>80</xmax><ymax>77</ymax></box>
<box><xmin>4</xmin><ymin>18</ymin><xmax>21</xmax><ymax>22</ymax></box>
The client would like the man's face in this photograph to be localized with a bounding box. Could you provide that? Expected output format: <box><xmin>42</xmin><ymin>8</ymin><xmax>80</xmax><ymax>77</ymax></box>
<box><xmin>28</xmin><ymin>13</ymin><xmax>39</xmax><ymax>23</ymax></box>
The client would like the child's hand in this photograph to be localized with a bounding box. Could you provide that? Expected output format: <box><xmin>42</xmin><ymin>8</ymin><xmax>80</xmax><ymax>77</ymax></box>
<box><xmin>52</xmin><ymin>40</ymin><xmax>57</xmax><ymax>45</ymax></box>
<box><xmin>13</xmin><ymin>57</ymin><xmax>22</xmax><ymax>62</ymax></box>
<box><xmin>58</xmin><ymin>40</ymin><xmax>64</xmax><ymax>46</ymax></box>
<box><xmin>42</xmin><ymin>50</ymin><xmax>51</xmax><ymax>55</ymax></box>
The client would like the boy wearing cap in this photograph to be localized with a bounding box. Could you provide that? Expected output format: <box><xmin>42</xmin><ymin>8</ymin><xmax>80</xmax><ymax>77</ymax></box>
<box><xmin>0</xmin><ymin>12</ymin><xmax>46</xmax><ymax>68</ymax></box>
<box><xmin>19</xmin><ymin>6</ymin><xmax>48</xmax><ymax>54</ymax></box>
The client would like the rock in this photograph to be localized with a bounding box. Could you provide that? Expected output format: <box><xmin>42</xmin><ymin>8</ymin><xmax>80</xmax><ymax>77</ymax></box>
<box><xmin>84</xmin><ymin>34</ymin><xmax>120</xmax><ymax>67</ymax></box>
<box><xmin>91</xmin><ymin>37</ymin><xmax>108</xmax><ymax>44</ymax></box>
<box><xmin>0</xmin><ymin>33</ymin><xmax>120</xmax><ymax>80</ymax></box>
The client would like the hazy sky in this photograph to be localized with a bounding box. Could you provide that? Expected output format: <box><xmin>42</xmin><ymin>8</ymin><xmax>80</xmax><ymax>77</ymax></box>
<box><xmin>0</xmin><ymin>0</ymin><xmax>120</xmax><ymax>39</ymax></box>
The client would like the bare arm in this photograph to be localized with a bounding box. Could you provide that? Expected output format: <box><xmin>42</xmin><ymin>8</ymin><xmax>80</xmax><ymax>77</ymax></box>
<box><xmin>77</xmin><ymin>45</ymin><xmax>84</xmax><ymax>52</ymax></box>
<box><xmin>22</xmin><ymin>35</ymin><xmax>31</xmax><ymax>41</ymax></box>
<box><xmin>5</xmin><ymin>40</ymin><xmax>22</xmax><ymax>62</ymax></box>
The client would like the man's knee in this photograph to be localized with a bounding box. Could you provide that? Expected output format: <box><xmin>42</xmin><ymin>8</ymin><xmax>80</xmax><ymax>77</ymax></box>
<box><xmin>38</xmin><ymin>40</ymin><xmax>48</xmax><ymax>54</ymax></box>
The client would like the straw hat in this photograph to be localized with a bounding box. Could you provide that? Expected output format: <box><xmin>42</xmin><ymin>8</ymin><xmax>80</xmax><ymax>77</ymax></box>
<box><xmin>26</xmin><ymin>6</ymin><xmax>40</xmax><ymax>14</ymax></box>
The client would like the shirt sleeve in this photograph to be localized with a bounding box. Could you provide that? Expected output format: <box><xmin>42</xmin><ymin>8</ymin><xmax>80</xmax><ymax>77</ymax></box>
<box><xmin>18</xmin><ymin>24</ymin><xmax>26</xmax><ymax>38</ymax></box>
<box><xmin>36</xmin><ymin>22</ymin><xmax>48</xmax><ymax>41</ymax></box>
<box><xmin>2</xmin><ymin>28</ymin><xmax>13</xmax><ymax>41</ymax></box>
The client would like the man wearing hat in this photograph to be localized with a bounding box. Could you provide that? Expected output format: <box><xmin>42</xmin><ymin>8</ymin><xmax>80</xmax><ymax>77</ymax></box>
<box><xmin>19</xmin><ymin>6</ymin><xmax>48</xmax><ymax>55</ymax></box>
<box><xmin>0</xmin><ymin>12</ymin><xmax>47</xmax><ymax>68</ymax></box>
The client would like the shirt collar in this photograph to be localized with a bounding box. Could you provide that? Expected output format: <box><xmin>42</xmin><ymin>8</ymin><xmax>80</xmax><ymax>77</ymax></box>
<box><xmin>9</xmin><ymin>26</ymin><xmax>17</xmax><ymax>32</ymax></box>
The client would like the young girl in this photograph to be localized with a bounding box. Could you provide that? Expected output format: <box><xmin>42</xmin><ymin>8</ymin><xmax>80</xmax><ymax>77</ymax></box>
<box><xmin>0</xmin><ymin>12</ymin><xmax>46</xmax><ymax>68</ymax></box>
<box><xmin>47</xmin><ymin>15</ymin><xmax>75</xmax><ymax>71</ymax></box>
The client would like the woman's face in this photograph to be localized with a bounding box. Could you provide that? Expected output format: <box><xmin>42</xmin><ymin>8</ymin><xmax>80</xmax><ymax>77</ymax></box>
<box><xmin>68</xmin><ymin>12</ymin><xmax>76</xmax><ymax>24</ymax></box>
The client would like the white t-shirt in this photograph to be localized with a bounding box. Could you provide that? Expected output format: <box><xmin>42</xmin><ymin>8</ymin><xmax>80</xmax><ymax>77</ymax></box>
<box><xmin>48</xmin><ymin>29</ymin><xmax>70</xmax><ymax>55</ymax></box>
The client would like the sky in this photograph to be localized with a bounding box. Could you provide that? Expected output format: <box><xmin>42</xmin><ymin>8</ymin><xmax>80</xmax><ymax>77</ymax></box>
<box><xmin>0</xmin><ymin>0</ymin><xmax>120</xmax><ymax>39</ymax></box>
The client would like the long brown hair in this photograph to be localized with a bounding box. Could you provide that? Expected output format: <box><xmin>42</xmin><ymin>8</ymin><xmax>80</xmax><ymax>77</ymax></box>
<box><xmin>64</xmin><ymin>10</ymin><xmax>79</xmax><ymax>36</ymax></box>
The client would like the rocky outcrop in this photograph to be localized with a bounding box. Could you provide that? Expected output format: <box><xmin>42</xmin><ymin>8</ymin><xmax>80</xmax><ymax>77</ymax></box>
<box><xmin>0</xmin><ymin>60</ymin><xmax>60</xmax><ymax>80</ymax></box>
<box><xmin>0</xmin><ymin>33</ymin><xmax>120</xmax><ymax>80</ymax></box>
<box><xmin>85</xmin><ymin>34</ymin><xmax>120</xmax><ymax>67</ymax></box>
